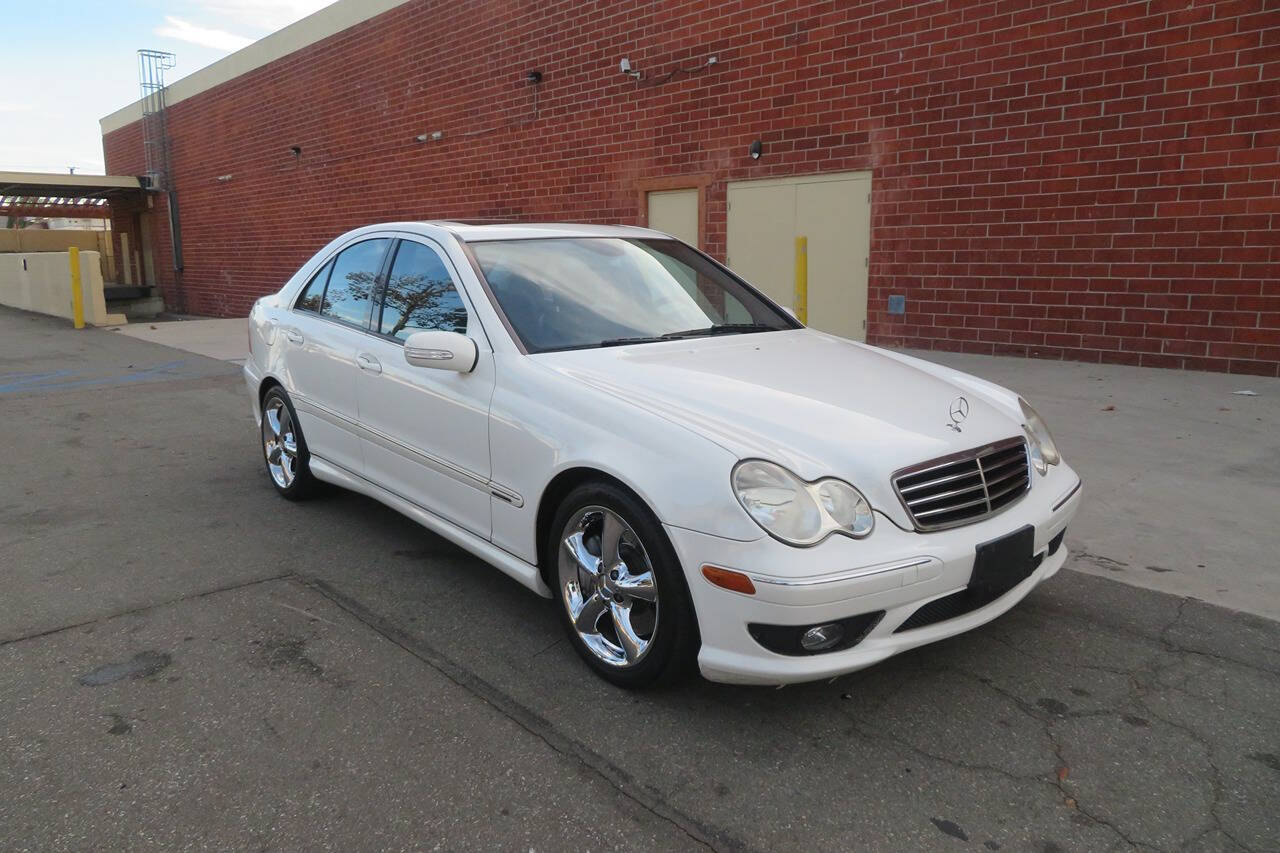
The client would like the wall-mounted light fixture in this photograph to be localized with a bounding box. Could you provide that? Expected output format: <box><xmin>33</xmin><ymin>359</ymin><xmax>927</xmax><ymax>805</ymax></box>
<box><xmin>749</xmin><ymin>139</ymin><xmax>763</xmax><ymax>160</ymax></box>
<box><xmin>289</xmin><ymin>145</ymin><xmax>302</xmax><ymax>158</ymax></box>
<box><xmin>525</xmin><ymin>70</ymin><xmax>542</xmax><ymax>84</ymax></box>
<box><xmin>216</xmin><ymin>174</ymin><xmax>233</xmax><ymax>182</ymax></box>
<box><xmin>414</xmin><ymin>131</ymin><xmax>445</xmax><ymax>143</ymax></box>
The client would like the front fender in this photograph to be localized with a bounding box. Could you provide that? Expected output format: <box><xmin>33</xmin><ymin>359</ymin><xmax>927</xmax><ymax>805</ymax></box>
<box><xmin>488</xmin><ymin>355</ymin><xmax>762</xmax><ymax>564</ymax></box>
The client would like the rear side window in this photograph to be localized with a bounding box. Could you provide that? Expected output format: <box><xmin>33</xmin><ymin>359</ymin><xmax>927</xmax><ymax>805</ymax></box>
<box><xmin>294</xmin><ymin>259</ymin><xmax>333</xmax><ymax>312</ymax></box>
<box><xmin>321</xmin><ymin>239</ymin><xmax>390</xmax><ymax>327</ymax></box>
<box><xmin>377</xmin><ymin>240</ymin><xmax>468</xmax><ymax>340</ymax></box>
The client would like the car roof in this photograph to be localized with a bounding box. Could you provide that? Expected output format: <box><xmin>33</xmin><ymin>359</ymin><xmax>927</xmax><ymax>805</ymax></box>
<box><xmin>377</xmin><ymin>221</ymin><xmax>670</xmax><ymax>242</ymax></box>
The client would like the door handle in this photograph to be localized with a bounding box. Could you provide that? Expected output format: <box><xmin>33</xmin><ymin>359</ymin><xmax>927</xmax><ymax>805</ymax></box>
<box><xmin>356</xmin><ymin>352</ymin><xmax>382</xmax><ymax>374</ymax></box>
<box><xmin>284</xmin><ymin>328</ymin><xmax>304</xmax><ymax>344</ymax></box>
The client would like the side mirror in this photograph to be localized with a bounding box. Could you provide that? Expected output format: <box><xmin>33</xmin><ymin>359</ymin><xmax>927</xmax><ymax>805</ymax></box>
<box><xmin>403</xmin><ymin>330</ymin><xmax>478</xmax><ymax>373</ymax></box>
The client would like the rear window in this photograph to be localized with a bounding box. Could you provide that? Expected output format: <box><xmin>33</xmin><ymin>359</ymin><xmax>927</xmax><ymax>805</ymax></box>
<box><xmin>294</xmin><ymin>259</ymin><xmax>333</xmax><ymax>313</ymax></box>
<box><xmin>320</xmin><ymin>239</ymin><xmax>390</xmax><ymax>327</ymax></box>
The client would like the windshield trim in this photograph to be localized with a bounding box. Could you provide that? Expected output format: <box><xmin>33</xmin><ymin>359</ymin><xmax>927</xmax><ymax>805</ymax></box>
<box><xmin>459</xmin><ymin>235</ymin><xmax>802</xmax><ymax>356</ymax></box>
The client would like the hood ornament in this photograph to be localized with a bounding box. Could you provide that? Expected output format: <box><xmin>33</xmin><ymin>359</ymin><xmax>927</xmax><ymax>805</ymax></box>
<box><xmin>946</xmin><ymin>396</ymin><xmax>969</xmax><ymax>433</ymax></box>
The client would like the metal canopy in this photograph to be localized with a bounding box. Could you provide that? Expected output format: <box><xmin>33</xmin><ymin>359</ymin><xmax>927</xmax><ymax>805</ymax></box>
<box><xmin>0</xmin><ymin>171</ymin><xmax>147</xmax><ymax>212</ymax></box>
<box><xmin>0</xmin><ymin>171</ymin><xmax>144</xmax><ymax>197</ymax></box>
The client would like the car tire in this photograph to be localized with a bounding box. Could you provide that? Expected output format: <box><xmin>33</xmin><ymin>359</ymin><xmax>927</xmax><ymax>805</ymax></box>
<box><xmin>547</xmin><ymin>481</ymin><xmax>699</xmax><ymax>688</ymax></box>
<box><xmin>260</xmin><ymin>385</ymin><xmax>319</xmax><ymax>501</ymax></box>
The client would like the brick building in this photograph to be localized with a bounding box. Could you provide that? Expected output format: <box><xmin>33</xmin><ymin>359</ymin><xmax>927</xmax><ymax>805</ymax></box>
<box><xmin>102</xmin><ymin>0</ymin><xmax>1279</xmax><ymax>375</ymax></box>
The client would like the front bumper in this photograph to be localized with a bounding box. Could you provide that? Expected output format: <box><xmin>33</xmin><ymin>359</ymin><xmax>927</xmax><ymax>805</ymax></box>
<box><xmin>667</xmin><ymin>464</ymin><xmax>1082</xmax><ymax>685</ymax></box>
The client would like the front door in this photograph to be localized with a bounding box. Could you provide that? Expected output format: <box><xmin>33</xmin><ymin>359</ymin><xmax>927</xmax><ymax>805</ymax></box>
<box><xmin>355</xmin><ymin>237</ymin><xmax>496</xmax><ymax>539</ymax></box>
<box><xmin>282</xmin><ymin>237</ymin><xmax>392</xmax><ymax>475</ymax></box>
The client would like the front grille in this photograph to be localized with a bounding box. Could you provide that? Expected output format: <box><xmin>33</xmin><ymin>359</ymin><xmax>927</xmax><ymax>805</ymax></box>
<box><xmin>893</xmin><ymin>437</ymin><xmax>1030</xmax><ymax>531</ymax></box>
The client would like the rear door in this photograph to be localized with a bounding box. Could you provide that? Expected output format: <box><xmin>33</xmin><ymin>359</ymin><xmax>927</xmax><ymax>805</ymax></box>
<box><xmin>354</xmin><ymin>237</ymin><xmax>496</xmax><ymax>538</ymax></box>
<box><xmin>281</xmin><ymin>237</ymin><xmax>392</xmax><ymax>476</ymax></box>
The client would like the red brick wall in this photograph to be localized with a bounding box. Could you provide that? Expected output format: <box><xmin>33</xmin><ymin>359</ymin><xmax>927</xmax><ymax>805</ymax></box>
<box><xmin>104</xmin><ymin>0</ymin><xmax>1279</xmax><ymax>374</ymax></box>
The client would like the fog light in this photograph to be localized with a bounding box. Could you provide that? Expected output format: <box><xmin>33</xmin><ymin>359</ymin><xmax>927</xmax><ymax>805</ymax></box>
<box><xmin>800</xmin><ymin>623</ymin><xmax>844</xmax><ymax>652</ymax></box>
<box><xmin>748</xmin><ymin>611</ymin><xmax>884</xmax><ymax>656</ymax></box>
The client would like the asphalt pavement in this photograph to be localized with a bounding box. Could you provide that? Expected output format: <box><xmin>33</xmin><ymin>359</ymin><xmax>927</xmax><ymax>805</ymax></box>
<box><xmin>1</xmin><ymin>306</ymin><xmax>1277</xmax><ymax>851</ymax></box>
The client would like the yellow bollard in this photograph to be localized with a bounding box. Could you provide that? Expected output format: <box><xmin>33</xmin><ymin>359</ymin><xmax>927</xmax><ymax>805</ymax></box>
<box><xmin>69</xmin><ymin>246</ymin><xmax>85</xmax><ymax>329</ymax></box>
<box><xmin>794</xmin><ymin>236</ymin><xmax>808</xmax><ymax>324</ymax></box>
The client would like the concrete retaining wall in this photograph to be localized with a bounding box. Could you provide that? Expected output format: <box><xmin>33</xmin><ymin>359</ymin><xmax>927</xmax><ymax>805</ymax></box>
<box><xmin>0</xmin><ymin>230</ymin><xmax>116</xmax><ymax>281</ymax></box>
<box><xmin>0</xmin><ymin>251</ymin><xmax>124</xmax><ymax>326</ymax></box>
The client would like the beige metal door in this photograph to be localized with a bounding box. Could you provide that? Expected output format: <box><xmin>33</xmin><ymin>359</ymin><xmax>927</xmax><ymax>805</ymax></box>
<box><xmin>646</xmin><ymin>188</ymin><xmax>700</xmax><ymax>248</ymax></box>
<box><xmin>725</xmin><ymin>182</ymin><xmax>795</xmax><ymax>309</ymax></box>
<box><xmin>726</xmin><ymin>172</ymin><xmax>871</xmax><ymax>341</ymax></box>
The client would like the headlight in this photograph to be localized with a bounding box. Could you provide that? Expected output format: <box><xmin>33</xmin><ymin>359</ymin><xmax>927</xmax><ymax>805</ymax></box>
<box><xmin>815</xmin><ymin>480</ymin><xmax>875</xmax><ymax>537</ymax></box>
<box><xmin>1019</xmin><ymin>398</ymin><xmax>1060</xmax><ymax>475</ymax></box>
<box><xmin>732</xmin><ymin>460</ymin><xmax>874</xmax><ymax>546</ymax></box>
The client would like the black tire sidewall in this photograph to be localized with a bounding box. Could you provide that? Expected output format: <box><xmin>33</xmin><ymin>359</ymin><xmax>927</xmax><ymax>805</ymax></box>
<box><xmin>261</xmin><ymin>387</ymin><xmax>316</xmax><ymax>500</ymax></box>
<box><xmin>546</xmin><ymin>482</ymin><xmax>699</xmax><ymax>688</ymax></box>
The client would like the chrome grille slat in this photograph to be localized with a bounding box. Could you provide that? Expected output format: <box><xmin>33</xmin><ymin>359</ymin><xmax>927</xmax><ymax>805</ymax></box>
<box><xmin>898</xmin><ymin>468</ymin><xmax>983</xmax><ymax>494</ymax></box>
<box><xmin>982</xmin><ymin>463</ymin><xmax>1026</xmax><ymax>490</ymax></box>
<box><xmin>913</xmin><ymin>493</ymin><xmax>991</xmax><ymax>518</ymax></box>
<box><xmin>908</xmin><ymin>480</ymin><xmax>988</xmax><ymax>507</ymax></box>
<box><xmin>892</xmin><ymin>438</ymin><xmax>1030</xmax><ymax>531</ymax></box>
<box><xmin>982</xmin><ymin>450</ymin><xmax>1025</xmax><ymax>468</ymax></box>
<box><xmin>987</xmin><ymin>476</ymin><xmax>1028</xmax><ymax>502</ymax></box>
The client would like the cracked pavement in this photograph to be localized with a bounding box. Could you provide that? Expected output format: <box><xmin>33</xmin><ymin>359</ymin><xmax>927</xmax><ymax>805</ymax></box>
<box><xmin>1</xmin><ymin>308</ymin><xmax>1277</xmax><ymax>851</ymax></box>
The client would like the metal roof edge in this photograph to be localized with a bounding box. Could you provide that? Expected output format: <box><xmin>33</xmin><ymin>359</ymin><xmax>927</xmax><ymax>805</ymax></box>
<box><xmin>99</xmin><ymin>0</ymin><xmax>412</xmax><ymax>135</ymax></box>
<box><xmin>0</xmin><ymin>171</ymin><xmax>143</xmax><ymax>190</ymax></box>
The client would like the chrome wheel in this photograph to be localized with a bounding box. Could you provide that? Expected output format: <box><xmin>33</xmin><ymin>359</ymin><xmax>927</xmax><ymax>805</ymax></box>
<box><xmin>558</xmin><ymin>506</ymin><xmax>659</xmax><ymax>667</ymax></box>
<box><xmin>262</xmin><ymin>396</ymin><xmax>299</xmax><ymax>489</ymax></box>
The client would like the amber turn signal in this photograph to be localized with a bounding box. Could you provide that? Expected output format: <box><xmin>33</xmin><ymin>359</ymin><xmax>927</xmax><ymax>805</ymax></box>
<box><xmin>701</xmin><ymin>564</ymin><xmax>756</xmax><ymax>595</ymax></box>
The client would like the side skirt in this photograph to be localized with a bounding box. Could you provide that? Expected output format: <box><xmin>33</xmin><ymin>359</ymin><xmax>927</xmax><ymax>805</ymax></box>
<box><xmin>308</xmin><ymin>454</ymin><xmax>553</xmax><ymax>599</ymax></box>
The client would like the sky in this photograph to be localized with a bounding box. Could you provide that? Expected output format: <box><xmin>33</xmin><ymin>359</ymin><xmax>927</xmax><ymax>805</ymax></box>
<box><xmin>0</xmin><ymin>1</ymin><xmax>336</xmax><ymax>175</ymax></box>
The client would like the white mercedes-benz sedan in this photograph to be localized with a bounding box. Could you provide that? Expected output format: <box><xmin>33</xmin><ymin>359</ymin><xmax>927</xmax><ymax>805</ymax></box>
<box><xmin>244</xmin><ymin>222</ymin><xmax>1082</xmax><ymax>687</ymax></box>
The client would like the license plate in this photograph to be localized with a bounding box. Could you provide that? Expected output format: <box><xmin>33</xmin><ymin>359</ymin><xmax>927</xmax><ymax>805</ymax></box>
<box><xmin>969</xmin><ymin>525</ymin><xmax>1037</xmax><ymax>596</ymax></box>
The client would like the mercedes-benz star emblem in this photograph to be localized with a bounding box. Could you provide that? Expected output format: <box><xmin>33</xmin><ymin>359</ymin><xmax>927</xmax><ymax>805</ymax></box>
<box><xmin>946</xmin><ymin>396</ymin><xmax>969</xmax><ymax>432</ymax></box>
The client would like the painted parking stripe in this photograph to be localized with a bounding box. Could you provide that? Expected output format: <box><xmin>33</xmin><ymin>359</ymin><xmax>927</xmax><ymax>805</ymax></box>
<box><xmin>0</xmin><ymin>360</ymin><xmax>192</xmax><ymax>394</ymax></box>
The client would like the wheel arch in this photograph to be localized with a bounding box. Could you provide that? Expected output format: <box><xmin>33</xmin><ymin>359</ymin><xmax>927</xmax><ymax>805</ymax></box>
<box><xmin>535</xmin><ymin>466</ymin><xmax>653</xmax><ymax>589</ymax></box>
<box><xmin>257</xmin><ymin>374</ymin><xmax>284</xmax><ymax>410</ymax></box>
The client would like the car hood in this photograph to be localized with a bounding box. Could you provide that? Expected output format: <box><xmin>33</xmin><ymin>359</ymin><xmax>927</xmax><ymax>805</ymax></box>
<box><xmin>536</xmin><ymin>329</ymin><xmax>1026</xmax><ymax>525</ymax></box>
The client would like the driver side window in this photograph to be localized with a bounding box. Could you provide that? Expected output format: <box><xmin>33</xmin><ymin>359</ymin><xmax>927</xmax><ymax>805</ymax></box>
<box><xmin>377</xmin><ymin>240</ymin><xmax>468</xmax><ymax>341</ymax></box>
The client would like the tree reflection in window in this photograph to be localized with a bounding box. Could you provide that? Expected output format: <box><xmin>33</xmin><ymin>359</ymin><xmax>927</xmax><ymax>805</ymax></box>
<box><xmin>310</xmin><ymin>239</ymin><xmax>388</xmax><ymax>327</ymax></box>
<box><xmin>378</xmin><ymin>241</ymin><xmax>467</xmax><ymax>340</ymax></box>
<box><xmin>295</xmin><ymin>259</ymin><xmax>332</xmax><ymax>313</ymax></box>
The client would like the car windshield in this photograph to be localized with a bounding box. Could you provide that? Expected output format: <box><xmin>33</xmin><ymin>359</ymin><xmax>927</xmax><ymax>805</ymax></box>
<box><xmin>468</xmin><ymin>237</ymin><xmax>797</xmax><ymax>353</ymax></box>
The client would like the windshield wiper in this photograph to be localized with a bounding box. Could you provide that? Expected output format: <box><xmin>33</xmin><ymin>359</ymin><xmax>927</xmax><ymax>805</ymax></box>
<box><xmin>598</xmin><ymin>335</ymin><xmax>672</xmax><ymax>347</ymax></box>
<box><xmin>660</xmin><ymin>323</ymin><xmax>779</xmax><ymax>339</ymax></box>
<box><xmin>598</xmin><ymin>324</ymin><xmax>779</xmax><ymax>348</ymax></box>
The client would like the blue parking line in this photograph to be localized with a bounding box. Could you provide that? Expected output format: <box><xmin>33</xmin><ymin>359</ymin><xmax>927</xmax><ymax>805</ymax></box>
<box><xmin>0</xmin><ymin>369</ymin><xmax>79</xmax><ymax>387</ymax></box>
<box><xmin>0</xmin><ymin>360</ymin><xmax>191</xmax><ymax>394</ymax></box>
